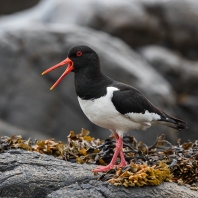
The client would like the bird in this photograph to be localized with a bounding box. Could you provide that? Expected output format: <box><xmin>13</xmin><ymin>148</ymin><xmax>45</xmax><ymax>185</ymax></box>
<box><xmin>42</xmin><ymin>45</ymin><xmax>187</xmax><ymax>172</ymax></box>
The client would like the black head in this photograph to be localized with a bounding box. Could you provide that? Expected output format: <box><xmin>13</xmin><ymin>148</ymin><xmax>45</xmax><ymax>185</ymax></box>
<box><xmin>42</xmin><ymin>45</ymin><xmax>101</xmax><ymax>90</ymax></box>
<box><xmin>67</xmin><ymin>45</ymin><xmax>100</xmax><ymax>73</ymax></box>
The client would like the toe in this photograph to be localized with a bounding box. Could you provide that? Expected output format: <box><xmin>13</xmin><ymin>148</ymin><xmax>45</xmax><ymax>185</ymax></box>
<box><xmin>118</xmin><ymin>161</ymin><xmax>127</xmax><ymax>168</ymax></box>
<box><xmin>92</xmin><ymin>164</ymin><xmax>114</xmax><ymax>172</ymax></box>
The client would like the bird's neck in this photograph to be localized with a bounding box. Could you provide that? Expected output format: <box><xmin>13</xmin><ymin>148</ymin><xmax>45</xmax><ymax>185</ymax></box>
<box><xmin>74</xmin><ymin>68</ymin><xmax>113</xmax><ymax>100</ymax></box>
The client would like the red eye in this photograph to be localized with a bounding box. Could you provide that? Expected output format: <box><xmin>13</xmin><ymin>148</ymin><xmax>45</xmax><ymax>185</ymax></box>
<box><xmin>76</xmin><ymin>51</ymin><xmax>83</xmax><ymax>56</ymax></box>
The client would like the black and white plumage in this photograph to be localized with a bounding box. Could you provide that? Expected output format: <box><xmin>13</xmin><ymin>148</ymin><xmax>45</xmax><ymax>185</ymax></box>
<box><xmin>42</xmin><ymin>45</ymin><xmax>187</xmax><ymax>172</ymax></box>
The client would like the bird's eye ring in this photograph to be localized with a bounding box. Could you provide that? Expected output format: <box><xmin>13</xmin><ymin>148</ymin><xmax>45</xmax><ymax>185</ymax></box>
<box><xmin>76</xmin><ymin>51</ymin><xmax>83</xmax><ymax>57</ymax></box>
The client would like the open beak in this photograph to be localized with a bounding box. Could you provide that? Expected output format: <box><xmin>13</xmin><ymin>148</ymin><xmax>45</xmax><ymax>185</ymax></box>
<box><xmin>42</xmin><ymin>57</ymin><xmax>74</xmax><ymax>90</ymax></box>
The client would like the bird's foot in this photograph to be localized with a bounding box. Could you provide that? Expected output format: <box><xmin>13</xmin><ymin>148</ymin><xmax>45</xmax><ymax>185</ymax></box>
<box><xmin>92</xmin><ymin>161</ymin><xmax>128</xmax><ymax>172</ymax></box>
<box><xmin>92</xmin><ymin>164</ymin><xmax>115</xmax><ymax>172</ymax></box>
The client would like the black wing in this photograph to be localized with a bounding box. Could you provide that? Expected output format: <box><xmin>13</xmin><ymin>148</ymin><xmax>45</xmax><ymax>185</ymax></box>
<box><xmin>111</xmin><ymin>82</ymin><xmax>187</xmax><ymax>130</ymax></box>
<box><xmin>111</xmin><ymin>83</ymin><xmax>164</xmax><ymax>116</ymax></box>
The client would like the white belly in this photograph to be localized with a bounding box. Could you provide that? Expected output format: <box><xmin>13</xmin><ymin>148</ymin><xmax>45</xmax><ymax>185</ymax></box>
<box><xmin>77</xmin><ymin>87</ymin><xmax>147</xmax><ymax>136</ymax></box>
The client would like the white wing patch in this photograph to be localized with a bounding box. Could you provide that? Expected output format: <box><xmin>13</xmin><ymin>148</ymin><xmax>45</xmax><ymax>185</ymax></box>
<box><xmin>125</xmin><ymin>110</ymin><xmax>161</xmax><ymax>122</ymax></box>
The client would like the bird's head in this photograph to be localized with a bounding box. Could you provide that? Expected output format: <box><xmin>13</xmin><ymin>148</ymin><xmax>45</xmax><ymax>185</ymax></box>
<box><xmin>42</xmin><ymin>45</ymin><xmax>99</xmax><ymax>90</ymax></box>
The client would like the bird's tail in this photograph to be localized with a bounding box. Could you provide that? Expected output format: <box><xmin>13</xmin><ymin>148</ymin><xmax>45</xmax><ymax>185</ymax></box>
<box><xmin>159</xmin><ymin>115</ymin><xmax>187</xmax><ymax>131</ymax></box>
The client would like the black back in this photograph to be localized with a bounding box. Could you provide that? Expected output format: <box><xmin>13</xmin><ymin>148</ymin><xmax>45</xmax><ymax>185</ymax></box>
<box><xmin>111</xmin><ymin>82</ymin><xmax>166</xmax><ymax>118</ymax></box>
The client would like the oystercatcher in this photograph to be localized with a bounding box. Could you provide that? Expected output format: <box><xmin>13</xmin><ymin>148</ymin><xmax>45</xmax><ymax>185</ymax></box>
<box><xmin>42</xmin><ymin>45</ymin><xmax>187</xmax><ymax>172</ymax></box>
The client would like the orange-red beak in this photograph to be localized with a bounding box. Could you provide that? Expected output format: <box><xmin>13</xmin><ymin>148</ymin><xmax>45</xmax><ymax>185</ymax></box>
<box><xmin>42</xmin><ymin>57</ymin><xmax>74</xmax><ymax>90</ymax></box>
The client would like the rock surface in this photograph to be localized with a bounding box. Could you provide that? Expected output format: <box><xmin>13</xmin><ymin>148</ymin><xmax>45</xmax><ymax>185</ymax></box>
<box><xmin>0</xmin><ymin>149</ymin><xmax>197</xmax><ymax>198</ymax></box>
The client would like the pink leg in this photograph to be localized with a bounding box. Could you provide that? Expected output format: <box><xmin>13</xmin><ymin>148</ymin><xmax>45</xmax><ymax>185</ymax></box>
<box><xmin>118</xmin><ymin>149</ymin><xmax>127</xmax><ymax>167</ymax></box>
<box><xmin>92</xmin><ymin>134</ymin><xmax>127</xmax><ymax>172</ymax></box>
<box><xmin>114</xmin><ymin>133</ymin><xmax>127</xmax><ymax>167</ymax></box>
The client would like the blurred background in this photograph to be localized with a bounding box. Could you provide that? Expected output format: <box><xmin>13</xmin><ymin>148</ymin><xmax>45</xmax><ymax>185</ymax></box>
<box><xmin>0</xmin><ymin>0</ymin><xmax>197</xmax><ymax>144</ymax></box>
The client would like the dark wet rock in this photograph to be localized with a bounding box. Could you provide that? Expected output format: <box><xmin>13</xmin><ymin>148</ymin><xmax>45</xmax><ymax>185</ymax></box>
<box><xmin>0</xmin><ymin>149</ymin><xmax>197</xmax><ymax>198</ymax></box>
<box><xmin>0</xmin><ymin>0</ymin><xmax>40</xmax><ymax>15</ymax></box>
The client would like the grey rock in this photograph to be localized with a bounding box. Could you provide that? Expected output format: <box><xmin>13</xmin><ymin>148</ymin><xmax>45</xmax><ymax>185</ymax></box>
<box><xmin>1</xmin><ymin>0</ymin><xmax>198</xmax><ymax>59</ymax></box>
<box><xmin>47</xmin><ymin>181</ymin><xmax>198</xmax><ymax>198</ymax></box>
<box><xmin>0</xmin><ymin>24</ymin><xmax>177</xmax><ymax>143</ymax></box>
<box><xmin>139</xmin><ymin>45</ymin><xmax>198</xmax><ymax>95</ymax></box>
<box><xmin>0</xmin><ymin>149</ymin><xmax>197</xmax><ymax>198</ymax></box>
<box><xmin>0</xmin><ymin>119</ymin><xmax>48</xmax><ymax>139</ymax></box>
<box><xmin>0</xmin><ymin>149</ymin><xmax>96</xmax><ymax>198</ymax></box>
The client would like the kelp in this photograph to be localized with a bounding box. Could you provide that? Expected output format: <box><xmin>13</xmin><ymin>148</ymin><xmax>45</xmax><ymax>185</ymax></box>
<box><xmin>108</xmin><ymin>161</ymin><xmax>172</xmax><ymax>187</ymax></box>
